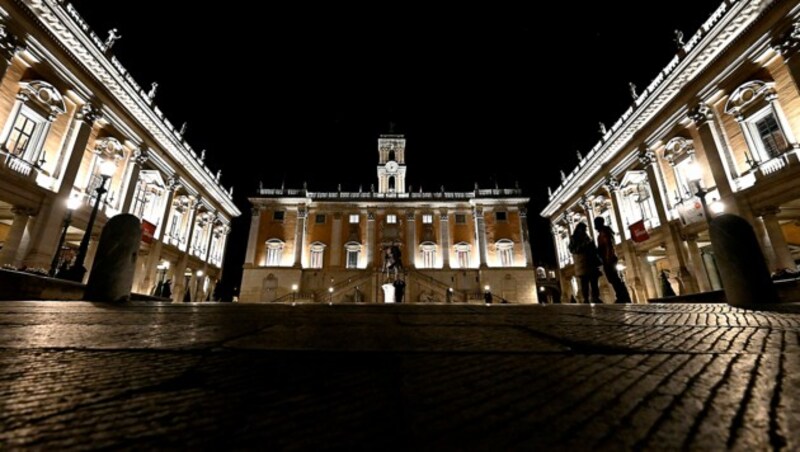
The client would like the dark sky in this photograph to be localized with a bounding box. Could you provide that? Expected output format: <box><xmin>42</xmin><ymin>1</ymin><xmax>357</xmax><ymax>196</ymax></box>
<box><xmin>70</xmin><ymin>0</ymin><xmax>723</xmax><ymax>293</ymax></box>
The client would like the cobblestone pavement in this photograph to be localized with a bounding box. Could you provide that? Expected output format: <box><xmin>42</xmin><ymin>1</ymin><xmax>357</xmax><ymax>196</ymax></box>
<box><xmin>1</xmin><ymin>302</ymin><xmax>800</xmax><ymax>450</ymax></box>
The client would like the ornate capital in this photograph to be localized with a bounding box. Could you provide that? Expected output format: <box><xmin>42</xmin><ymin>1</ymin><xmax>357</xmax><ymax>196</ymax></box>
<box><xmin>604</xmin><ymin>176</ymin><xmax>620</xmax><ymax>193</ymax></box>
<box><xmin>519</xmin><ymin>207</ymin><xmax>528</xmax><ymax>218</ymax></box>
<box><xmin>0</xmin><ymin>22</ymin><xmax>19</xmax><ymax>62</ymax></box>
<box><xmin>578</xmin><ymin>196</ymin><xmax>591</xmax><ymax>211</ymax></box>
<box><xmin>251</xmin><ymin>207</ymin><xmax>261</xmax><ymax>217</ymax></box>
<box><xmin>166</xmin><ymin>175</ymin><xmax>181</xmax><ymax>192</ymax></box>
<box><xmin>405</xmin><ymin>212</ymin><xmax>415</xmax><ymax>221</ymax></box>
<box><xmin>688</xmin><ymin>104</ymin><xmax>712</xmax><ymax>125</ymax></box>
<box><xmin>758</xmin><ymin>206</ymin><xmax>781</xmax><ymax>217</ymax></box>
<box><xmin>776</xmin><ymin>21</ymin><xmax>800</xmax><ymax>58</ymax></box>
<box><xmin>75</xmin><ymin>102</ymin><xmax>100</xmax><ymax>125</ymax></box>
<box><xmin>133</xmin><ymin>146</ymin><xmax>149</xmax><ymax>165</ymax></box>
<box><xmin>638</xmin><ymin>148</ymin><xmax>657</xmax><ymax>167</ymax></box>
<box><xmin>473</xmin><ymin>206</ymin><xmax>484</xmax><ymax>216</ymax></box>
<box><xmin>440</xmin><ymin>213</ymin><xmax>449</xmax><ymax>221</ymax></box>
<box><xmin>298</xmin><ymin>207</ymin><xmax>308</xmax><ymax>219</ymax></box>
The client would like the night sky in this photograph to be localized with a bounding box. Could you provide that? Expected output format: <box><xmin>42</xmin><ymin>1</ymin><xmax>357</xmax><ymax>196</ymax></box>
<box><xmin>70</xmin><ymin>0</ymin><xmax>722</xmax><ymax>295</ymax></box>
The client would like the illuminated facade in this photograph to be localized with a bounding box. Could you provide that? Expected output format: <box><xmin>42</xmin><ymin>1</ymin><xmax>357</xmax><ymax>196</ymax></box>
<box><xmin>543</xmin><ymin>0</ymin><xmax>800</xmax><ymax>302</ymax></box>
<box><xmin>0</xmin><ymin>1</ymin><xmax>240</xmax><ymax>300</ymax></box>
<box><xmin>241</xmin><ymin>134</ymin><xmax>537</xmax><ymax>303</ymax></box>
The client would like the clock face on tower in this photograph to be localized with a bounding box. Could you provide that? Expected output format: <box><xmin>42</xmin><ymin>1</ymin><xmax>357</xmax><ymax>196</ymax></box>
<box><xmin>385</xmin><ymin>161</ymin><xmax>399</xmax><ymax>173</ymax></box>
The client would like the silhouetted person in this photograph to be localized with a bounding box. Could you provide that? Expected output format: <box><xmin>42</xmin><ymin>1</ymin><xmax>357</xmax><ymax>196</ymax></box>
<box><xmin>393</xmin><ymin>279</ymin><xmax>405</xmax><ymax>303</ymax></box>
<box><xmin>484</xmin><ymin>290</ymin><xmax>493</xmax><ymax>304</ymax></box>
<box><xmin>594</xmin><ymin>217</ymin><xmax>632</xmax><ymax>303</ymax></box>
<box><xmin>661</xmin><ymin>270</ymin><xmax>677</xmax><ymax>297</ymax></box>
<box><xmin>569</xmin><ymin>222</ymin><xmax>602</xmax><ymax>303</ymax></box>
<box><xmin>161</xmin><ymin>279</ymin><xmax>172</xmax><ymax>299</ymax></box>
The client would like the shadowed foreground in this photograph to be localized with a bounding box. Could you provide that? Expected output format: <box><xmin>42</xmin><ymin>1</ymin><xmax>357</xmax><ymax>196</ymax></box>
<box><xmin>1</xmin><ymin>302</ymin><xmax>799</xmax><ymax>449</ymax></box>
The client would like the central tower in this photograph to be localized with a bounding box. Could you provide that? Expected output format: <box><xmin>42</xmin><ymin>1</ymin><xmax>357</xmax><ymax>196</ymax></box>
<box><xmin>377</xmin><ymin>134</ymin><xmax>407</xmax><ymax>193</ymax></box>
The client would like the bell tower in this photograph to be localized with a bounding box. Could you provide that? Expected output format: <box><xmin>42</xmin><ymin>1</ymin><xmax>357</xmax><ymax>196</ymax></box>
<box><xmin>377</xmin><ymin>134</ymin><xmax>407</xmax><ymax>193</ymax></box>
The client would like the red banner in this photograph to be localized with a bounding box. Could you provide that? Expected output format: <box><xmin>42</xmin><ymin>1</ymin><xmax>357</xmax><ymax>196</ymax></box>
<box><xmin>629</xmin><ymin>220</ymin><xmax>650</xmax><ymax>243</ymax></box>
<box><xmin>142</xmin><ymin>220</ymin><xmax>157</xmax><ymax>244</ymax></box>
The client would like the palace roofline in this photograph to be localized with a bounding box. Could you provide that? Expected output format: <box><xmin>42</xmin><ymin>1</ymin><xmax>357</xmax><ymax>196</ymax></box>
<box><xmin>540</xmin><ymin>0</ymin><xmax>770</xmax><ymax>218</ymax></box>
<box><xmin>251</xmin><ymin>187</ymin><xmax>528</xmax><ymax>203</ymax></box>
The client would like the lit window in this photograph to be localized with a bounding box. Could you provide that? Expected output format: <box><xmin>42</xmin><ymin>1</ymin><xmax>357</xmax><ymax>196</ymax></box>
<box><xmin>454</xmin><ymin>242</ymin><xmax>471</xmax><ymax>268</ymax></box>
<box><xmin>386</xmin><ymin>214</ymin><xmax>397</xmax><ymax>224</ymax></box>
<box><xmin>496</xmin><ymin>239</ymin><xmax>514</xmax><ymax>266</ymax></box>
<box><xmin>420</xmin><ymin>242</ymin><xmax>437</xmax><ymax>269</ymax></box>
<box><xmin>309</xmin><ymin>242</ymin><xmax>325</xmax><ymax>269</ymax></box>
<box><xmin>349</xmin><ymin>214</ymin><xmax>359</xmax><ymax>224</ymax></box>
<box><xmin>265</xmin><ymin>239</ymin><xmax>284</xmax><ymax>266</ymax></box>
<box><xmin>455</xmin><ymin>214</ymin><xmax>467</xmax><ymax>224</ymax></box>
<box><xmin>315</xmin><ymin>214</ymin><xmax>326</xmax><ymax>224</ymax></box>
<box><xmin>673</xmin><ymin>157</ymin><xmax>696</xmax><ymax>200</ymax></box>
<box><xmin>273</xmin><ymin>211</ymin><xmax>285</xmax><ymax>221</ymax></box>
<box><xmin>422</xmin><ymin>214</ymin><xmax>433</xmax><ymax>224</ymax></box>
<box><xmin>345</xmin><ymin>242</ymin><xmax>361</xmax><ymax>269</ymax></box>
<box><xmin>6</xmin><ymin>113</ymin><xmax>38</xmax><ymax>157</ymax></box>
<box><xmin>495</xmin><ymin>211</ymin><xmax>507</xmax><ymax>221</ymax></box>
<box><xmin>753</xmin><ymin>112</ymin><xmax>788</xmax><ymax>160</ymax></box>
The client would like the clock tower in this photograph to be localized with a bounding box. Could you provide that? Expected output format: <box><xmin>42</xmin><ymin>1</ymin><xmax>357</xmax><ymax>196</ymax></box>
<box><xmin>377</xmin><ymin>134</ymin><xmax>407</xmax><ymax>193</ymax></box>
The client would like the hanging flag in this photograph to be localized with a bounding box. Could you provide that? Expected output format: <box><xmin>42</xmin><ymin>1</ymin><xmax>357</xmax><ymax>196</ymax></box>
<box><xmin>629</xmin><ymin>220</ymin><xmax>650</xmax><ymax>243</ymax></box>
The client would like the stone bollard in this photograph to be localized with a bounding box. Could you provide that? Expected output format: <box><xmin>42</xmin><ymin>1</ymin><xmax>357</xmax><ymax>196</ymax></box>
<box><xmin>710</xmin><ymin>213</ymin><xmax>778</xmax><ymax>307</ymax></box>
<box><xmin>85</xmin><ymin>214</ymin><xmax>141</xmax><ymax>302</ymax></box>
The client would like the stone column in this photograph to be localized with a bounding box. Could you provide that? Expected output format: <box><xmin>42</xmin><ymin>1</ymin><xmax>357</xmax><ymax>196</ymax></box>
<box><xmin>474</xmin><ymin>206</ymin><xmax>488</xmax><ymax>268</ymax></box>
<box><xmin>580</xmin><ymin>196</ymin><xmax>596</xmax><ymax>240</ymax></box>
<box><xmin>365</xmin><ymin>210</ymin><xmax>375</xmax><ymax>269</ymax></box>
<box><xmin>688</xmin><ymin>104</ymin><xmax>738</xmax><ymax>204</ymax></box>
<box><xmin>0</xmin><ymin>207</ymin><xmax>32</xmax><ymax>266</ymax></box>
<box><xmin>637</xmin><ymin>252</ymin><xmax>657</xmax><ymax>300</ymax></box>
<box><xmin>330</xmin><ymin>212</ymin><xmax>342</xmax><ymax>268</ymax></box>
<box><xmin>244</xmin><ymin>206</ymin><xmax>261</xmax><ymax>266</ymax></box>
<box><xmin>173</xmin><ymin>200</ymin><xmax>200</xmax><ymax>302</ymax></box>
<box><xmin>760</xmin><ymin>207</ymin><xmax>795</xmax><ymax>271</ymax></box>
<box><xmin>640</xmin><ymin>149</ymin><xmax>698</xmax><ymax>294</ymax></box>
<box><xmin>121</xmin><ymin>146</ymin><xmax>148</xmax><ymax>213</ymax></box>
<box><xmin>439</xmin><ymin>211</ymin><xmax>450</xmax><ymax>268</ymax></box>
<box><xmin>405</xmin><ymin>212</ymin><xmax>416</xmax><ymax>268</ymax></box>
<box><xmin>685</xmin><ymin>234</ymin><xmax>711</xmax><ymax>292</ymax></box>
<box><xmin>293</xmin><ymin>206</ymin><xmax>306</xmax><ymax>268</ymax></box>
<box><xmin>518</xmin><ymin>208</ymin><xmax>533</xmax><ymax>267</ymax></box>
<box><xmin>21</xmin><ymin>104</ymin><xmax>100</xmax><ymax>268</ymax></box>
<box><xmin>140</xmin><ymin>177</ymin><xmax>179</xmax><ymax>294</ymax></box>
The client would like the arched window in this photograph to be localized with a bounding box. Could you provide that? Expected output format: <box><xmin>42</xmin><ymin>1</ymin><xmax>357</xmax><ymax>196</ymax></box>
<box><xmin>454</xmin><ymin>242</ymin><xmax>471</xmax><ymax>269</ymax></box>
<box><xmin>309</xmin><ymin>242</ymin><xmax>326</xmax><ymax>269</ymax></box>
<box><xmin>724</xmin><ymin>80</ymin><xmax>795</xmax><ymax>163</ymax></box>
<box><xmin>496</xmin><ymin>239</ymin><xmax>514</xmax><ymax>267</ymax></box>
<box><xmin>0</xmin><ymin>80</ymin><xmax>66</xmax><ymax>166</ymax></box>
<box><xmin>420</xmin><ymin>241</ymin><xmax>437</xmax><ymax>268</ymax></box>
<box><xmin>388</xmin><ymin>175</ymin><xmax>395</xmax><ymax>191</ymax></box>
<box><xmin>345</xmin><ymin>241</ymin><xmax>362</xmax><ymax>269</ymax></box>
<box><xmin>388</xmin><ymin>150</ymin><xmax>396</xmax><ymax>161</ymax></box>
<box><xmin>265</xmin><ymin>239</ymin><xmax>285</xmax><ymax>266</ymax></box>
<box><xmin>663</xmin><ymin>137</ymin><xmax>696</xmax><ymax>201</ymax></box>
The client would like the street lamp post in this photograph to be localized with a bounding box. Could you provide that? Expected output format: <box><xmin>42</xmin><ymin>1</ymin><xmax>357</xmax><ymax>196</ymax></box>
<box><xmin>291</xmin><ymin>283</ymin><xmax>298</xmax><ymax>302</ymax></box>
<box><xmin>328</xmin><ymin>286</ymin><xmax>333</xmax><ymax>304</ymax></box>
<box><xmin>50</xmin><ymin>196</ymin><xmax>81</xmax><ymax>277</ymax></box>
<box><xmin>65</xmin><ymin>159</ymin><xmax>116</xmax><ymax>282</ymax></box>
<box><xmin>194</xmin><ymin>269</ymin><xmax>203</xmax><ymax>302</ymax></box>
<box><xmin>686</xmin><ymin>163</ymin><xmax>712</xmax><ymax>221</ymax></box>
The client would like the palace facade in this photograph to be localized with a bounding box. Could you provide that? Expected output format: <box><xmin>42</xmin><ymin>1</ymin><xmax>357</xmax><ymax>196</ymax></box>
<box><xmin>0</xmin><ymin>1</ymin><xmax>240</xmax><ymax>300</ymax></box>
<box><xmin>241</xmin><ymin>134</ymin><xmax>537</xmax><ymax>303</ymax></box>
<box><xmin>542</xmin><ymin>0</ymin><xmax>800</xmax><ymax>302</ymax></box>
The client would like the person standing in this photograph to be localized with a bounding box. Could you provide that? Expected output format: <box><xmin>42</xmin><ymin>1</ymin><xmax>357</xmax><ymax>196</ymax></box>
<box><xmin>568</xmin><ymin>222</ymin><xmax>602</xmax><ymax>304</ymax></box>
<box><xmin>594</xmin><ymin>217</ymin><xmax>632</xmax><ymax>303</ymax></box>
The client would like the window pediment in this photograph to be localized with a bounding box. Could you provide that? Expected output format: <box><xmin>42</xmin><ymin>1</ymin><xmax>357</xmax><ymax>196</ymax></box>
<box><xmin>724</xmin><ymin>80</ymin><xmax>774</xmax><ymax>117</ymax></box>
<box><xmin>663</xmin><ymin>137</ymin><xmax>695</xmax><ymax>164</ymax></box>
<box><xmin>19</xmin><ymin>80</ymin><xmax>66</xmax><ymax>117</ymax></box>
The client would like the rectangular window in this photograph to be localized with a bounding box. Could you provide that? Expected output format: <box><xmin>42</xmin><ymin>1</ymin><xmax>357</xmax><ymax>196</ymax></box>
<box><xmin>422</xmin><ymin>214</ymin><xmax>433</xmax><ymax>224</ymax></box>
<box><xmin>346</xmin><ymin>249</ymin><xmax>359</xmax><ymax>269</ymax></box>
<box><xmin>495</xmin><ymin>211</ymin><xmax>507</xmax><ymax>221</ymax></box>
<box><xmin>754</xmin><ymin>113</ymin><xmax>788</xmax><ymax>159</ymax></box>
<box><xmin>455</xmin><ymin>214</ymin><xmax>467</xmax><ymax>224</ymax></box>
<box><xmin>386</xmin><ymin>214</ymin><xmax>397</xmax><ymax>224</ymax></box>
<box><xmin>457</xmin><ymin>250</ymin><xmax>470</xmax><ymax>268</ymax></box>
<box><xmin>315</xmin><ymin>214</ymin><xmax>326</xmax><ymax>224</ymax></box>
<box><xmin>422</xmin><ymin>249</ymin><xmax>436</xmax><ymax>268</ymax></box>
<box><xmin>500</xmin><ymin>248</ymin><xmax>513</xmax><ymax>266</ymax></box>
<box><xmin>310</xmin><ymin>249</ymin><xmax>324</xmax><ymax>269</ymax></box>
<box><xmin>673</xmin><ymin>158</ymin><xmax>695</xmax><ymax>200</ymax></box>
<box><xmin>169</xmin><ymin>213</ymin><xmax>181</xmax><ymax>237</ymax></box>
<box><xmin>7</xmin><ymin>113</ymin><xmax>37</xmax><ymax>157</ymax></box>
<box><xmin>273</xmin><ymin>211</ymin><xmax>285</xmax><ymax>221</ymax></box>
<box><xmin>266</xmin><ymin>248</ymin><xmax>281</xmax><ymax>266</ymax></box>
<box><xmin>349</xmin><ymin>214</ymin><xmax>359</xmax><ymax>224</ymax></box>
